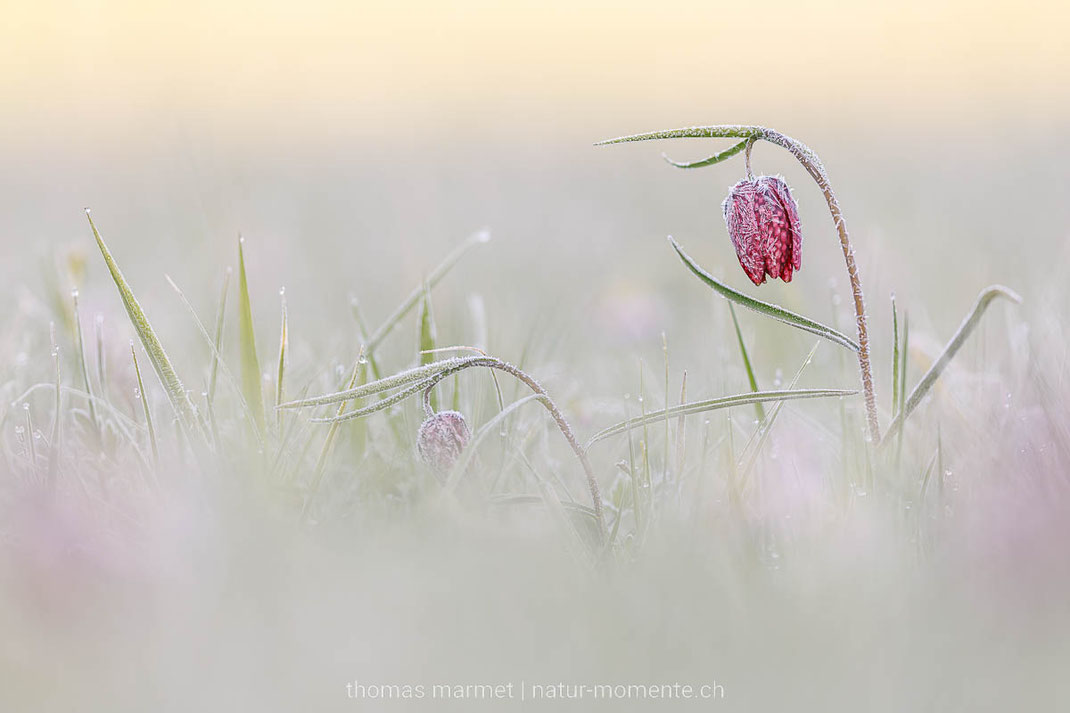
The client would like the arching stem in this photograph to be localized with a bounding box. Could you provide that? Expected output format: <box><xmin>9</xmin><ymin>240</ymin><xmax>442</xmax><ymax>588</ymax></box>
<box><xmin>423</xmin><ymin>357</ymin><xmax>607</xmax><ymax>539</ymax></box>
<box><xmin>597</xmin><ymin>125</ymin><xmax>881</xmax><ymax>443</ymax></box>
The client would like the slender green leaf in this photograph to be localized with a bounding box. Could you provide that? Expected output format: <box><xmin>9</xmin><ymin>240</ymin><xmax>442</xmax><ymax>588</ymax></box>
<box><xmin>208</xmin><ymin>267</ymin><xmax>231</xmax><ymax>404</ymax></box>
<box><xmin>662</xmin><ymin>139</ymin><xmax>749</xmax><ymax>169</ymax></box>
<box><xmin>85</xmin><ymin>211</ymin><xmax>199</xmax><ymax>433</ymax></box>
<box><xmin>891</xmin><ymin>295</ymin><xmax>900</xmax><ymax>417</ymax></box>
<box><xmin>276</xmin><ymin>287</ymin><xmax>288</xmax><ymax>430</ymax></box>
<box><xmin>585</xmin><ymin>386</ymin><xmax>854</xmax><ymax>449</ymax></box>
<box><xmin>165</xmin><ymin>275</ymin><xmax>262</xmax><ymax>443</ymax></box>
<box><xmin>881</xmin><ymin>285</ymin><xmax>1021</xmax><ymax>447</ymax></box>
<box><xmin>728</xmin><ymin>302</ymin><xmax>765</xmax><ymax>421</ymax></box>
<box><xmin>237</xmin><ymin>238</ymin><xmax>266</xmax><ymax>433</ymax></box>
<box><xmin>418</xmin><ymin>281</ymin><xmax>438</xmax><ymax>411</ymax></box>
<box><xmin>670</xmin><ymin>237</ymin><xmax>860</xmax><ymax>352</ymax></box>
<box><xmin>71</xmin><ymin>290</ymin><xmax>100</xmax><ymax>432</ymax></box>
<box><xmin>305</xmin><ymin>358</ymin><xmax>362</xmax><ymax>511</ymax></box>
<box><xmin>595</xmin><ymin>125</ymin><xmax>764</xmax><ymax>147</ymax></box>
<box><xmin>311</xmin><ymin>376</ymin><xmax>438</xmax><ymax>424</ymax></box>
<box><xmin>47</xmin><ymin>328</ymin><xmax>61</xmax><ymax>484</ymax></box>
<box><xmin>738</xmin><ymin>342</ymin><xmax>821</xmax><ymax>490</ymax></box>
<box><xmin>131</xmin><ymin>343</ymin><xmax>159</xmax><ymax>466</ymax></box>
<box><xmin>278</xmin><ymin>356</ymin><xmax>486</xmax><ymax>410</ymax></box>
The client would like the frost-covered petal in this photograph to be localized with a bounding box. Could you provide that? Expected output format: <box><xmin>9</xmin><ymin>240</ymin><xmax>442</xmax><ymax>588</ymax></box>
<box><xmin>721</xmin><ymin>174</ymin><xmax>804</xmax><ymax>285</ymax></box>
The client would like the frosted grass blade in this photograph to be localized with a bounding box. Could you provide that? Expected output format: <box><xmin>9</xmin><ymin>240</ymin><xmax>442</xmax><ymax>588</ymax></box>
<box><xmin>670</xmin><ymin>237</ymin><xmax>860</xmax><ymax>352</ymax></box>
<box><xmin>729</xmin><ymin>302</ymin><xmax>765</xmax><ymax>422</ymax></box>
<box><xmin>881</xmin><ymin>285</ymin><xmax>1021</xmax><ymax>447</ymax></box>
<box><xmin>585</xmin><ymin>387</ymin><xmax>853</xmax><ymax>449</ymax></box>
<box><xmin>208</xmin><ymin>268</ymin><xmax>231</xmax><ymax>404</ymax></box>
<box><xmin>237</xmin><ymin>238</ymin><xmax>266</xmax><ymax>433</ymax></box>
<box><xmin>85</xmin><ymin>211</ymin><xmax>198</xmax><ymax>433</ymax></box>
<box><xmin>662</xmin><ymin>139</ymin><xmax>749</xmax><ymax>169</ymax></box>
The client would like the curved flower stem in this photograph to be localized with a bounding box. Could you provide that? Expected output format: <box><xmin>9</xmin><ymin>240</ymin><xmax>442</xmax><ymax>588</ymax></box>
<box><xmin>597</xmin><ymin>125</ymin><xmax>881</xmax><ymax>443</ymax></box>
<box><xmin>422</xmin><ymin>357</ymin><xmax>607</xmax><ymax>540</ymax></box>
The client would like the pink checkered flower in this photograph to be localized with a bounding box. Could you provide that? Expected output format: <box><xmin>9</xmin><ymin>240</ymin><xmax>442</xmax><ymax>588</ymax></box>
<box><xmin>722</xmin><ymin>175</ymin><xmax>802</xmax><ymax>285</ymax></box>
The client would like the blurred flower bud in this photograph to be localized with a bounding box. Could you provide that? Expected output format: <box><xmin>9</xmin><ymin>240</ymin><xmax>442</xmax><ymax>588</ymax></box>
<box><xmin>416</xmin><ymin>410</ymin><xmax>471</xmax><ymax>474</ymax></box>
<box><xmin>722</xmin><ymin>175</ymin><xmax>802</xmax><ymax>285</ymax></box>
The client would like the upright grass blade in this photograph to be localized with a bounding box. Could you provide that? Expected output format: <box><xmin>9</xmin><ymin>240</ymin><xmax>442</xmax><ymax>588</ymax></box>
<box><xmin>85</xmin><ymin>211</ymin><xmax>199</xmax><ymax>434</ymax></box>
<box><xmin>165</xmin><ymin>275</ymin><xmax>263</xmax><ymax>444</ymax></box>
<box><xmin>276</xmin><ymin>287</ymin><xmax>288</xmax><ymax>431</ymax></box>
<box><xmin>661</xmin><ymin>139</ymin><xmax>750</xmax><ymax>169</ymax></box>
<box><xmin>418</xmin><ymin>281</ymin><xmax>438</xmax><ymax>412</ymax></box>
<box><xmin>237</xmin><ymin>238</ymin><xmax>266</xmax><ymax>434</ymax></box>
<box><xmin>895</xmin><ymin>312</ymin><xmax>910</xmax><ymax>461</ymax></box>
<box><xmin>71</xmin><ymin>290</ymin><xmax>100</xmax><ymax>433</ymax></box>
<box><xmin>738</xmin><ymin>342</ymin><xmax>822</xmax><ymax>491</ymax></box>
<box><xmin>305</xmin><ymin>358</ymin><xmax>363</xmax><ymax>515</ymax></box>
<box><xmin>674</xmin><ymin>371</ymin><xmax>688</xmax><ymax>477</ymax></box>
<box><xmin>670</xmin><ymin>237</ymin><xmax>860</xmax><ymax>352</ymax></box>
<box><xmin>47</xmin><ymin>327</ymin><xmax>61</xmax><ymax>484</ymax></box>
<box><xmin>891</xmin><ymin>295</ymin><xmax>901</xmax><ymax>417</ymax></box>
<box><xmin>208</xmin><ymin>267</ymin><xmax>231</xmax><ymax>405</ymax></box>
<box><xmin>728</xmin><ymin>302</ymin><xmax>766</xmax><ymax>422</ymax></box>
<box><xmin>131</xmin><ymin>343</ymin><xmax>159</xmax><ymax>466</ymax></box>
<box><xmin>880</xmin><ymin>285</ymin><xmax>1021</xmax><ymax>447</ymax></box>
<box><xmin>94</xmin><ymin>315</ymin><xmax>108</xmax><ymax>398</ymax></box>
<box><xmin>585</xmin><ymin>386</ymin><xmax>853</xmax><ymax>449</ymax></box>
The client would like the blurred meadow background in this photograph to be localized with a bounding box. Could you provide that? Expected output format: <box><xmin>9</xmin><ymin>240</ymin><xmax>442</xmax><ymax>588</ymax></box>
<box><xmin>2</xmin><ymin>1</ymin><xmax>1070</xmax><ymax>710</ymax></box>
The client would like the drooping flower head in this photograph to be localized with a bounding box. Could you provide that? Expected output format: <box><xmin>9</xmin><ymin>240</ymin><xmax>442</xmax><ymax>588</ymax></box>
<box><xmin>722</xmin><ymin>175</ymin><xmax>802</xmax><ymax>285</ymax></box>
<box><xmin>416</xmin><ymin>410</ymin><xmax>471</xmax><ymax>475</ymax></box>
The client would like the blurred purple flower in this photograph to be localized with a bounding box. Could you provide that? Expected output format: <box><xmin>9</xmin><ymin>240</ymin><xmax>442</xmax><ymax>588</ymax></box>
<box><xmin>417</xmin><ymin>410</ymin><xmax>471</xmax><ymax>474</ymax></box>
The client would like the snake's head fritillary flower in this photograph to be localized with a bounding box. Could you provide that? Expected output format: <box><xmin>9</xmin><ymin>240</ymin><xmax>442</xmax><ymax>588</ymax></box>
<box><xmin>417</xmin><ymin>410</ymin><xmax>471</xmax><ymax>475</ymax></box>
<box><xmin>722</xmin><ymin>175</ymin><xmax>802</xmax><ymax>286</ymax></box>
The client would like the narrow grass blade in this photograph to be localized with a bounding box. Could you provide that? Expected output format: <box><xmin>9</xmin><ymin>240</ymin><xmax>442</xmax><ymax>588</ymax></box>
<box><xmin>418</xmin><ymin>281</ymin><xmax>438</xmax><ymax>412</ymax></box>
<box><xmin>72</xmin><ymin>290</ymin><xmax>100</xmax><ymax>432</ymax></box>
<box><xmin>85</xmin><ymin>211</ymin><xmax>198</xmax><ymax>432</ymax></box>
<box><xmin>881</xmin><ymin>285</ymin><xmax>1021</xmax><ymax>447</ymax></box>
<box><xmin>47</xmin><ymin>328</ymin><xmax>61</xmax><ymax>484</ymax></box>
<box><xmin>595</xmin><ymin>125</ymin><xmax>763</xmax><ymax>147</ymax></box>
<box><xmin>276</xmin><ymin>287</ymin><xmax>288</xmax><ymax>431</ymax></box>
<box><xmin>237</xmin><ymin>238</ymin><xmax>266</xmax><ymax>433</ymax></box>
<box><xmin>366</xmin><ymin>230</ymin><xmax>490</xmax><ymax>351</ymax></box>
<box><xmin>94</xmin><ymin>315</ymin><xmax>108</xmax><ymax>397</ymax></box>
<box><xmin>895</xmin><ymin>312</ymin><xmax>910</xmax><ymax>461</ymax></box>
<box><xmin>278</xmin><ymin>356</ymin><xmax>486</xmax><ymax>410</ymax></box>
<box><xmin>131</xmin><ymin>343</ymin><xmax>159</xmax><ymax>466</ymax></box>
<box><xmin>585</xmin><ymin>386</ymin><xmax>853</xmax><ymax>449</ymax></box>
<box><xmin>918</xmin><ymin>448</ymin><xmax>938</xmax><ymax>500</ymax></box>
<box><xmin>674</xmin><ymin>370</ymin><xmax>688</xmax><ymax>476</ymax></box>
<box><xmin>891</xmin><ymin>294</ymin><xmax>900</xmax><ymax>417</ymax></box>
<box><xmin>305</xmin><ymin>359</ymin><xmax>363</xmax><ymax>511</ymax></box>
<box><xmin>208</xmin><ymin>267</ymin><xmax>231</xmax><ymax>404</ymax></box>
<box><xmin>738</xmin><ymin>342</ymin><xmax>821</xmax><ymax>490</ymax></box>
<box><xmin>670</xmin><ymin>237</ymin><xmax>860</xmax><ymax>352</ymax></box>
<box><xmin>165</xmin><ymin>275</ymin><xmax>262</xmax><ymax>443</ymax></box>
<box><xmin>311</xmin><ymin>376</ymin><xmax>437</xmax><ymax>424</ymax></box>
<box><xmin>662</xmin><ymin>139</ymin><xmax>749</xmax><ymax>169</ymax></box>
<box><xmin>728</xmin><ymin>302</ymin><xmax>765</xmax><ymax>422</ymax></box>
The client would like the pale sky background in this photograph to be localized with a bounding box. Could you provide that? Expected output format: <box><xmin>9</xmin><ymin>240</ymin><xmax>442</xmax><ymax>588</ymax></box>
<box><xmin>3</xmin><ymin>0</ymin><xmax>1068</xmax><ymax>146</ymax></box>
